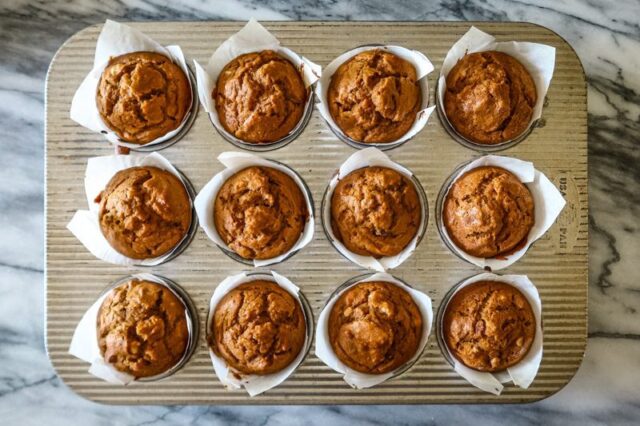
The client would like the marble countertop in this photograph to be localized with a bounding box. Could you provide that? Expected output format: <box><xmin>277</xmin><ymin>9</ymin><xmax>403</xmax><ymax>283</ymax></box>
<box><xmin>1</xmin><ymin>0</ymin><xmax>638</xmax><ymax>424</ymax></box>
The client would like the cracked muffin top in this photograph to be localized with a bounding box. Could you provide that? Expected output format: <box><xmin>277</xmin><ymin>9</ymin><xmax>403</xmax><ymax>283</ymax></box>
<box><xmin>214</xmin><ymin>50</ymin><xmax>307</xmax><ymax>144</ymax></box>
<box><xmin>210</xmin><ymin>280</ymin><xmax>306</xmax><ymax>375</ymax></box>
<box><xmin>331</xmin><ymin>166</ymin><xmax>421</xmax><ymax>258</ymax></box>
<box><xmin>444</xmin><ymin>51</ymin><xmax>537</xmax><ymax>145</ymax></box>
<box><xmin>443</xmin><ymin>166</ymin><xmax>534</xmax><ymax>259</ymax></box>
<box><xmin>327</xmin><ymin>49</ymin><xmax>421</xmax><ymax>143</ymax></box>
<box><xmin>98</xmin><ymin>166</ymin><xmax>192</xmax><ymax>260</ymax></box>
<box><xmin>97</xmin><ymin>52</ymin><xmax>192</xmax><ymax>145</ymax></box>
<box><xmin>97</xmin><ymin>279</ymin><xmax>190</xmax><ymax>378</ymax></box>
<box><xmin>443</xmin><ymin>280</ymin><xmax>536</xmax><ymax>372</ymax></box>
<box><xmin>328</xmin><ymin>281</ymin><xmax>423</xmax><ymax>374</ymax></box>
<box><xmin>214</xmin><ymin>166</ymin><xmax>308</xmax><ymax>260</ymax></box>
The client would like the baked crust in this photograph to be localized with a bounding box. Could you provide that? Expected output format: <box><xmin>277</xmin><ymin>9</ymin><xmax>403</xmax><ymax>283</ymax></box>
<box><xmin>97</xmin><ymin>279</ymin><xmax>189</xmax><ymax>378</ymax></box>
<box><xmin>328</xmin><ymin>49</ymin><xmax>421</xmax><ymax>143</ymax></box>
<box><xmin>97</xmin><ymin>52</ymin><xmax>191</xmax><ymax>144</ymax></box>
<box><xmin>98</xmin><ymin>166</ymin><xmax>192</xmax><ymax>259</ymax></box>
<box><xmin>444</xmin><ymin>51</ymin><xmax>537</xmax><ymax>145</ymax></box>
<box><xmin>210</xmin><ymin>280</ymin><xmax>306</xmax><ymax>375</ymax></box>
<box><xmin>443</xmin><ymin>166</ymin><xmax>534</xmax><ymax>258</ymax></box>
<box><xmin>443</xmin><ymin>280</ymin><xmax>536</xmax><ymax>372</ymax></box>
<box><xmin>328</xmin><ymin>281</ymin><xmax>423</xmax><ymax>374</ymax></box>
<box><xmin>214</xmin><ymin>50</ymin><xmax>307</xmax><ymax>143</ymax></box>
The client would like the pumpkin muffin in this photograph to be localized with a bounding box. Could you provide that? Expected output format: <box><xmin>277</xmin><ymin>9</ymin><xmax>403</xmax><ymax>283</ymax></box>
<box><xmin>328</xmin><ymin>49</ymin><xmax>421</xmax><ymax>143</ymax></box>
<box><xmin>214</xmin><ymin>166</ymin><xmax>308</xmax><ymax>260</ymax></box>
<box><xmin>443</xmin><ymin>166</ymin><xmax>534</xmax><ymax>258</ymax></box>
<box><xmin>214</xmin><ymin>50</ymin><xmax>307</xmax><ymax>143</ymax></box>
<box><xmin>444</xmin><ymin>51</ymin><xmax>537</xmax><ymax>145</ymax></box>
<box><xmin>210</xmin><ymin>280</ymin><xmax>306</xmax><ymax>375</ymax></box>
<box><xmin>443</xmin><ymin>280</ymin><xmax>536</xmax><ymax>372</ymax></box>
<box><xmin>97</xmin><ymin>52</ymin><xmax>192</xmax><ymax>144</ymax></box>
<box><xmin>331</xmin><ymin>166</ymin><xmax>421</xmax><ymax>258</ymax></box>
<box><xmin>98</xmin><ymin>166</ymin><xmax>192</xmax><ymax>260</ymax></box>
<box><xmin>97</xmin><ymin>279</ymin><xmax>190</xmax><ymax>378</ymax></box>
<box><xmin>328</xmin><ymin>281</ymin><xmax>423</xmax><ymax>374</ymax></box>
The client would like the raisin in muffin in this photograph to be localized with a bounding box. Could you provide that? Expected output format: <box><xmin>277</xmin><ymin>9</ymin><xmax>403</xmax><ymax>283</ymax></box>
<box><xmin>328</xmin><ymin>50</ymin><xmax>421</xmax><ymax>143</ymax></box>
<box><xmin>214</xmin><ymin>166</ymin><xmax>308</xmax><ymax>260</ymax></box>
<box><xmin>214</xmin><ymin>50</ymin><xmax>307</xmax><ymax>143</ymax></box>
<box><xmin>97</xmin><ymin>279</ymin><xmax>190</xmax><ymax>378</ymax></box>
<box><xmin>443</xmin><ymin>280</ymin><xmax>536</xmax><ymax>372</ymax></box>
<box><xmin>443</xmin><ymin>166</ymin><xmax>534</xmax><ymax>258</ymax></box>
<box><xmin>444</xmin><ymin>51</ymin><xmax>537</xmax><ymax>145</ymax></box>
<box><xmin>97</xmin><ymin>52</ymin><xmax>191</xmax><ymax>144</ymax></box>
<box><xmin>98</xmin><ymin>166</ymin><xmax>192</xmax><ymax>259</ymax></box>
<box><xmin>210</xmin><ymin>280</ymin><xmax>306</xmax><ymax>375</ymax></box>
<box><xmin>328</xmin><ymin>281</ymin><xmax>423</xmax><ymax>374</ymax></box>
<box><xmin>331</xmin><ymin>166</ymin><xmax>421</xmax><ymax>258</ymax></box>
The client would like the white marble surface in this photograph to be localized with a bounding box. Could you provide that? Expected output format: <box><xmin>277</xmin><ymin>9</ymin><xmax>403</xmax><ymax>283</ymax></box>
<box><xmin>1</xmin><ymin>0</ymin><xmax>639</xmax><ymax>424</ymax></box>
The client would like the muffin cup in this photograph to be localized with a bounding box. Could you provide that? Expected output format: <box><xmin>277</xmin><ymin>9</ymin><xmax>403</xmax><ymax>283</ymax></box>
<box><xmin>68</xmin><ymin>273</ymin><xmax>199</xmax><ymax>384</ymax></box>
<box><xmin>70</xmin><ymin>20</ymin><xmax>197</xmax><ymax>151</ymax></box>
<box><xmin>193</xmin><ymin>19</ymin><xmax>321</xmax><ymax>151</ymax></box>
<box><xmin>435</xmin><ymin>272</ymin><xmax>543</xmax><ymax>395</ymax></box>
<box><xmin>194</xmin><ymin>151</ymin><xmax>315</xmax><ymax>267</ymax></box>
<box><xmin>321</xmin><ymin>147</ymin><xmax>428</xmax><ymax>271</ymax></box>
<box><xmin>436</xmin><ymin>155</ymin><xmax>565</xmax><ymax>271</ymax></box>
<box><xmin>316</xmin><ymin>44</ymin><xmax>435</xmax><ymax>151</ymax></box>
<box><xmin>315</xmin><ymin>272</ymin><xmax>432</xmax><ymax>389</ymax></box>
<box><xmin>436</xmin><ymin>26</ymin><xmax>556</xmax><ymax>152</ymax></box>
<box><xmin>67</xmin><ymin>152</ymin><xmax>198</xmax><ymax>266</ymax></box>
<box><xmin>206</xmin><ymin>271</ymin><xmax>314</xmax><ymax>396</ymax></box>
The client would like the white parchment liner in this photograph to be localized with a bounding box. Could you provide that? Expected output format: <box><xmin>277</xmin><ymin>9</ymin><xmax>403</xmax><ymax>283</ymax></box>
<box><xmin>70</xmin><ymin>19</ymin><xmax>195</xmax><ymax>149</ymax></box>
<box><xmin>193</xmin><ymin>19</ymin><xmax>321</xmax><ymax>144</ymax></box>
<box><xmin>316</xmin><ymin>44</ymin><xmax>436</xmax><ymax>147</ymax></box>
<box><xmin>437</xmin><ymin>26</ymin><xmax>556</xmax><ymax>144</ymax></box>
<box><xmin>66</xmin><ymin>152</ymin><xmax>194</xmax><ymax>266</ymax></box>
<box><xmin>322</xmin><ymin>147</ymin><xmax>427</xmax><ymax>271</ymax></box>
<box><xmin>206</xmin><ymin>271</ymin><xmax>312</xmax><ymax>396</ymax></box>
<box><xmin>68</xmin><ymin>273</ymin><xmax>194</xmax><ymax>385</ymax></box>
<box><xmin>315</xmin><ymin>272</ymin><xmax>433</xmax><ymax>389</ymax></box>
<box><xmin>194</xmin><ymin>151</ymin><xmax>315</xmax><ymax>267</ymax></box>
<box><xmin>439</xmin><ymin>155</ymin><xmax>565</xmax><ymax>270</ymax></box>
<box><xmin>439</xmin><ymin>272</ymin><xmax>543</xmax><ymax>395</ymax></box>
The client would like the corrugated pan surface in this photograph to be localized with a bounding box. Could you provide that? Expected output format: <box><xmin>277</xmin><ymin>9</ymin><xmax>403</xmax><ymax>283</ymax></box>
<box><xmin>45</xmin><ymin>21</ymin><xmax>587</xmax><ymax>404</ymax></box>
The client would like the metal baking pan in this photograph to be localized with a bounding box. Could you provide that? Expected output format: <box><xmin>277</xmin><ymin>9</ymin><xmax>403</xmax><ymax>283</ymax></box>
<box><xmin>45</xmin><ymin>21</ymin><xmax>587</xmax><ymax>404</ymax></box>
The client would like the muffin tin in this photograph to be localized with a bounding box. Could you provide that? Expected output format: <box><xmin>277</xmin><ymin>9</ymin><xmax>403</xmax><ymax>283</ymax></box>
<box><xmin>45</xmin><ymin>21</ymin><xmax>587</xmax><ymax>404</ymax></box>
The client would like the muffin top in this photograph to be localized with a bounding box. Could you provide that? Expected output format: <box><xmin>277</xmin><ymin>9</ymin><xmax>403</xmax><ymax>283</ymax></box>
<box><xmin>328</xmin><ymin>281</ymin><xmax>423</xmax><ymax>374</ymax></box>
<box><xmin>97</xmin><ymin>52</ymin><xmax>192</xmax><ymax>144</ymax></box>
<box><xmin>214</xmin><ymin>50</ymin><xmax>307</xmax><ymax>144</ymax></box>
<box><xmin>98</xmin><ymin>166</ymin><xmax>192</xmax><ymax>260</ymax></box>
<box><xmin>443</xmin><ymin>280</ymin><xmax>536</xmax><ymax>372</ymax></box>
<box><xmin>210</xmin><ymin>280</ymin><xmax>306</xmax><ymax>375</ymax></box>
<box><xmin>214</xmin><ymin>166</ymin><xmax>308</xmax><ymax>260</ymax></box>
<box><xmin>443</xmin><ymin>166</ymin><xmax>534</xmax><ymax>258</ymax></box>
<box><xmin>444</xmin><ymin>51</ymin><xmax>537</xmax><ymax>145</ymax></box>
<box><xmin>328</xmin><ymin>49</ymin><xmax>421</xmax><ymax>143</ymax></box>
<box><xmin>97</xmin><ymin>279</ymin><xmax>189</xmax><ymax>378</ymax></box>
<box><xmin>331</xmin><ymin>166</ymin><xmax>421</xmax><ymax>258</ymax></box>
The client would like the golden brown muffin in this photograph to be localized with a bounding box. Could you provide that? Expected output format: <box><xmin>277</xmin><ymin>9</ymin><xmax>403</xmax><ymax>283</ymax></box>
<box><xmin>443</xmin><ymin>166</ymin><xmax>534</xmax><ymax>258</ymax></box>
<box><xmin>444</xmin><ymin>51</ymin><xmax>537</xmax><ymax>145</ymax></box>
<box><xmin>98</xmin><ymin>166</ymin><xmax>192</xmax><ymax>259</ymax></box>
<box><xmin>331</xmin><ymin>166</ymin><xmax>421</xmax><ymax>258</ymax></box>
<box><xmin>97</xmin><ymin>52</ymin><xmax>192</xmax><ymax>144</ymax></box>
<box><xmin>97</xmin><ymin>279</ymin><xmax>189</xmax><ymax>378</ymax></box>
<box><xmin>214</xmin><ymin>166</ymin><xmax>308</xmax><ymax>260</ymax></box>
<box><xmin>328</xmin><ymin>49</ymin><xmax>421</xmax><ymax>143</ymax></box>
<box><xmin>214</xmin><ymin>50</ymin><xmax>307</xmax><ymax>144</ymax></box>
<box><xmin>210</xmin><ymin>280</ymin><xmax>306</xmax><ymax>375</ymax></box>
<box><xmin>443</xmin><ymin>280</ymin><xmax>536</xmax><ymax>372</ymax></box>
<box><xmin>328</xmin><ymin>281</ymin><xmax>423</xmax><ymax>374</ymax></box>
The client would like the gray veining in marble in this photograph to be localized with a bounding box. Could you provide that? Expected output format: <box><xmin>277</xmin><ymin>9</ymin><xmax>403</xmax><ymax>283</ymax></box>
<box><xmin>0</xmin><ymin>0</ymin><xmax>639</xmax><ymax>424</ymax></box>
